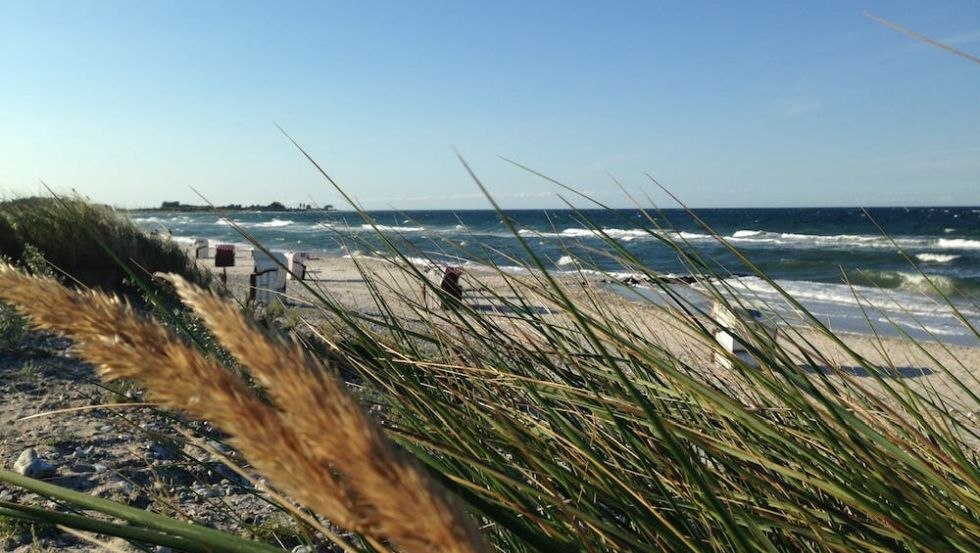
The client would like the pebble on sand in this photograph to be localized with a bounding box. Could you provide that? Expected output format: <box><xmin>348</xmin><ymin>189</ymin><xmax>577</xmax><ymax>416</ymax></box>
<box><xmin>12</xmin><ymin>448</ymin><xmax>56</xmax><ymax>478</ymax></box>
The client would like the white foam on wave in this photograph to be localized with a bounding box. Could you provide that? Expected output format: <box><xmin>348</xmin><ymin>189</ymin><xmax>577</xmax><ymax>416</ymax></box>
<box><xmin>915</xmin><ymin>253</ymin><xmax>960</xmax><ymax>264</ymax></box>
<box><xmin>724</xmin><ymin>229</ymin><xmax>938</xmax><ymax>250</ymax></box>
<box><xmin>404</xmin><ymin>256</ymin><xmax>437</xmax><ymax>268</ymax></box>
<box><xmin>555</xmin><ymin>228</ymin><xmax>595</xmax><ymax>238</ymax></box>
<box><xmin>937</xmin><ymin>238</ymin><xmax>980</xmax><ymax>250</ymax></box>
<box><xmin>518</xmin><ymin>229</ymin><xmax>554</xmax><ymax>238</ymax></box>
<box><xmin>363</xmin><ymin>224</ymin><xmax>425</xmax><ymax>233</ymax></box>
<box><xmin>723</xmin><ymin>276</ymin><xmax>946</xmax><ymax>314</ymax></box>
<box><xmin>518</xmin><ymin>227</ymin><xmax>653</xmax><ymax>241</ymax></box>
<box><xmin>512</xmin><ymin>227</ymin><xmax>967</xmax><ymax>253</ymax></box>
<box><xmin>255</xmin><ymin>219</ymin><xmax>294</xmax><ymax>228</ymax></box>
<box><xmin>784</xmin><ymin>231</ymin><xmax>873</xmax><ymax>242</ymax></box>
<box><xmin>133</xmin><ymin>214</ymin><xmax>193</xmax><ymax>225</ymax></box>
<box><xmin>598</xmin><ymin>228</ymin><xmax>652</xmax><ymax>240</ymax></box>
<box><xmin>676</xmin><ymin>231</ymin><xmax>713</xmax><ymax>240</ymax></box>
<box><xmin>514</xmin><ymin>226</ymin><xmax>952</xmax><ymax>251</ymax></box>
<box><xmin>576</xmin><ymin>269</ymin><xmax>690</xmax><ymax>282</ymax></box>
<box><xmin>556</xmin><ymin>255</ymin><xmax>576</xmax><ymax>266</ymax></box>
<box><xmin>894</xmin><ymin>272</ymin><xmax>957</xmax><ymax>295</ymax></box>
<box><xmin>709</xmin><ymin>276</ymin><xmax>979</xmax><ymax>344</ymax></box>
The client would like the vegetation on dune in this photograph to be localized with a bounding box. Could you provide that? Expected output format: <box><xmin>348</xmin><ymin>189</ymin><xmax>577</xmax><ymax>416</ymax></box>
<box><xmin>0</xmin><ymin>196</ymin><xmax>210</xmax><ymax>293</ymax></box>
<box><xmin>0</xmin><ymin>183</ymin><xmax>977</xmax><ymax>552</ymax></box>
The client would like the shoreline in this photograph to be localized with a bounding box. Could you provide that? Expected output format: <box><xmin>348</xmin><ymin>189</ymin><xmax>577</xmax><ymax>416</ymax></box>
<box><xmin>178</xmin><ymin>238</ymin><xmax>980</xmax><ymax>348</ymax></box>
<box><xmin>186</xmin><ymin>242</ymin><xmax>980</xmax><ymax>397</ymax></box>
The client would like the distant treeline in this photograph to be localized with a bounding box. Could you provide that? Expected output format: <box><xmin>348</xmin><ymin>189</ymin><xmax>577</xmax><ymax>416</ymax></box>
<box><xmin>130</xmin><ymin>201</ymin><xmax>335</xmax><ymax>212</ymax></box>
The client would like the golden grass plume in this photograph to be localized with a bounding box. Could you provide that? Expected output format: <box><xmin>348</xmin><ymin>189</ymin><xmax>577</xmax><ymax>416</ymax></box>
<box><xmin>0</xmin><ymin>264</ymin><xmax>486</xmax><ymax>553</ymax></box>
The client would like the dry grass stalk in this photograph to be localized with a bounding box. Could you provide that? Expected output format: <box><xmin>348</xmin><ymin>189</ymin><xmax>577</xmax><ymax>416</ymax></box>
<box><xmin>167</xmin><ymin>274</ymin><xmax>487</xmax><ymax>553</ymax></box>
<box><xmin>0</xmin><ymin>265</ymin><xmax>486</xmax><ymax>553</ymax></box>
<box><xmin>0</xmin><ymin>265</ymin><xmax>360</xmax><ymax>534</ymax></box>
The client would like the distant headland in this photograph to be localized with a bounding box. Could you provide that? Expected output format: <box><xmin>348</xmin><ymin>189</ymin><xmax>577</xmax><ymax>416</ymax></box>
<box><xmin>128</xmin><ymin>201</ymin><xmax>336</xmax><ymax>212</ymax></box>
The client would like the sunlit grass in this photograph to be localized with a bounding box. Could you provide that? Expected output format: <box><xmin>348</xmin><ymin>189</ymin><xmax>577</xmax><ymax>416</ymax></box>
<box><xmin>0</xmin><ymin>184</ymin><xmax>977</xmax><ymax>552</ymax></box>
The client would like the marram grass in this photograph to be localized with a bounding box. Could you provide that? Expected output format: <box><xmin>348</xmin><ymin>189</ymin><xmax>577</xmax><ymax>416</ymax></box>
<box><xmin>0</xmin><ymin>196</ymin><xmax>210</xmax><ymax>292</ymax></box>
<box><xmin>0</xmin><ymin>197</ymin><xmax>978</xmax><ymax>552</ymax></box>
<box><xmin>0</xmin><ymin>265</ymin><xmax>486</xmax><ymax>553</ymax></box>
<box><xmin>311</xmin><ymin>232</ymin><xmax>980</xmax><ymax>553</ymax></box>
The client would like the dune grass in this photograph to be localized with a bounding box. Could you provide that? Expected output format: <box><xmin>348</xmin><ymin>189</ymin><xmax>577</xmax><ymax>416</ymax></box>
<box><xmin>296</xmin><ymin>201</ymin><xmax>979</xmax><ymax>552</ymax></box>
<box><xmin>0</xmin><ymin>184</ymin><xmax>976</xmax><ymax>552</ymax></box>
<box><xmin>0</xmin><ymin>196</ymin><xmax>210</xmax><ymax>293</ymax></box>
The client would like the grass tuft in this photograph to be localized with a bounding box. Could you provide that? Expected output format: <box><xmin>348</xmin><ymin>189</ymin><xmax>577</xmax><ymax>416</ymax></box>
<box><xmin>0</xmin><ymin>196</ymin><xmax>210</xmax><ymax>293</ymax></box>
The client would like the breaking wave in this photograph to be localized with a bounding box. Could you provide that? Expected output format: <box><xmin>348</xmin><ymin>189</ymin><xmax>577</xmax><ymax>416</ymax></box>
<box><xmin>556</xmin><ymin>255</ymin><xmax>577</xmax><ymax>266</ymax></box>
<box><xmin>519</xmin><ymin>227</ymin><xmax>652</xmax><ymax>240</ymax></box>
<box><xmin>708</xmin><ymin>276</ymin><xmax>979</xmax><ymax>343</ymax></box>
<box><xmin>363</xmin><ymin>224</ymin><xmax>425</xmax><ymax>233</ymax></box>
<box><xmin>937</xmin><ymin>238</ymin><xmax>980</xmax><ymax>250</ymax></box>
<box><xmin>915</xmin><ymin>253</ymin><xmax>960</xmax><ymax>264</ymax></box>
<box><xmin>726</xmin><ymin>229</ymin><xmax>924</xmax><ymax>249</ymax></box>
<box><xmin>255</xmin><ymin>219</ymin><xmax>294</xmax><ymax>228</ymax></box>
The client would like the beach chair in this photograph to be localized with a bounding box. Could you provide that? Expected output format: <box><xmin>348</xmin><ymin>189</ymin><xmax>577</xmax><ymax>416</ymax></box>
<box><xmin>193</xmin><ymin>238</ymin><xmax>209</xmax><ymax>259</ymax></box>
<box><xmin>214</xmin><ymin>244</ymin><xmax>235</xmax><ymax>267</ymax></box>
<box><xmin>288</xmin><ymin>251</ymin><xmax>311</xmax><ymax>280</ymax></box>
<box><xmin>250</xmin><ymin>250</ymin><xmax>288</xmax><ymax>304</ymax></box>
<box><xmin>214</xmin><ymin>244</ymin><xmax>235</xmax><ymax>285</ymax></box>
<box><xmin>712</xmin><ymin>301</ymin><xmax>779</xmax><ymax>370</ymax></box>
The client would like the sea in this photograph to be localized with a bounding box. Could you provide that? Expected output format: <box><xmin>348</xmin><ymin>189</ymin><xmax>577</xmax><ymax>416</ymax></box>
<box><xmin>129</xmin><ymin>207</ymin><xmax>980</xmax><ymax>346</ymax></box>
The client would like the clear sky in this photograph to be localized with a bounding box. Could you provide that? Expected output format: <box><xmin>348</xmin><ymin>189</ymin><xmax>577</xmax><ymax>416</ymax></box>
<box><xmin>1</xmin><ymin>1</ymin><xmax>978</xmax><ymax>209</ymax></box>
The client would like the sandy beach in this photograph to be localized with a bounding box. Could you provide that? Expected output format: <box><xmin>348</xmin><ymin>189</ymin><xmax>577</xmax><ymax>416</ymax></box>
<box><xmin>196</xmin><ymin>244</ymin><xmax>980</xmax><ymax>419</ymax></box>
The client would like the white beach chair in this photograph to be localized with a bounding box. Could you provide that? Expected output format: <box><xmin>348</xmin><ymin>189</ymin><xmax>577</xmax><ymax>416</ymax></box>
<box><xmin>250</xmin><ymin>250</ymin><xmax>288</xmax><ymax>304</ymax></box>
<box><xmin>193</xmin><ymin>238</ymin><xmax>209</xmax><ymax>259</ymax></box>
<box><xmin>712</xmin><ymin>301</ymin><xmax>779</xmax><ymax>370</ymax></box>
<box><xmin>288</xmin><ymin>251</ymin><xmax>311</xmax><ymax>280</ymax></box>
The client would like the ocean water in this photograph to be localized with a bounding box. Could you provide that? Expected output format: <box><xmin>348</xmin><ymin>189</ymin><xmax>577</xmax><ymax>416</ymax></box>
<box><xmin>129</xmin><ymin>207</ymin><xmax>980</xmax><ymax>345</ymax></box>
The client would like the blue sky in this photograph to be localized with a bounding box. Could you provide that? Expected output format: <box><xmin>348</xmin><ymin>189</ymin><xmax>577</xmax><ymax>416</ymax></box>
<box><xmin>1</xmin><ymin>1</ymin><xmax>978</xmax><ymax>209</ymax></box>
